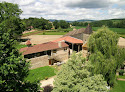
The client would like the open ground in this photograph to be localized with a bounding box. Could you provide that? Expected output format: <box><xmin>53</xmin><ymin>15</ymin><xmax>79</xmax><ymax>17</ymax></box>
<box><xmin>21</xmin><ymin>35</ymin><xmax>63</xmax><ymax>44</ymax></box>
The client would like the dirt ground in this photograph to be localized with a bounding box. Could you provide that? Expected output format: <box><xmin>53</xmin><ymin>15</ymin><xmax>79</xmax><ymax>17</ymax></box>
<box><xmin>118</xmin><ymin>37</ymin><xmax>125</xmax><ymax>48</ymax></box>
<box><xmin>21</xmin><ymin>35</ymin><xmax>63</xmax><ymax>44</ymax></box>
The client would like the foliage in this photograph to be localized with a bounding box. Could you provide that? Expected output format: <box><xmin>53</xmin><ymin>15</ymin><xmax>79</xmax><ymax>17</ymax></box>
<box><xmin>59</xmin><ymin>20</ymin><xmax>70</xmax><ymax>29</ymax></box>
<box><xmin>0</xmin><ymin>2</ymin><xmax>25</xmax><ymax>39</ymax></box>
<box><xmin>53</xmin><ymin>20</ymin><xmax>60</xmax><ymax>29</ymax></box>
<box><xmin>91</xmin><ymin>19</ymin><xmax>125</xmax><ymax>28</ymax></box>
<box><xmin>25</xmin><ymin>66</ymin><xmax>57</xmax><ymax>83</ymax></box>
<box><xmin>53</xmin><ymin>20</ymin><xmax>70</xmax><ymax>29</ymax></box>
<box><xmin>22</xmin><ymin>17</ymin><xmax>52</xmax><ymax>30</ymax></box>
<box><xmin>52</xmin><ymin>52</ymin><xmax>108</xmax><ymax>92</ymax></box>
<box><xmin>88</xmin><ymin>26</ymin><xmax>125</xmax><ymax>86</ymax></box>
<box><xmin>110</xmin><ymin>80</ymin><xmax>125</xmax><ymax>92</ymax></box>
<box><xmin>119</xmin><ymin>70</ymin><xmax>124</xmax><ymax>76</ymax></box>
<box><xmin>0</xmin><ymin>32</ymin><xmax>39</xmax><ymax>91</ymax></box>
<box><xmin>117</xmin><ymin>75</ymin><xmax>125</xmax><ymax>79</ymax></box>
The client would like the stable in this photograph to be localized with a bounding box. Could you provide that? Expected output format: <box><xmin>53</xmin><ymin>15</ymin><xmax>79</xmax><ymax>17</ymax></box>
<box><xmin>20</xmin><ymin>41</ymin><xmax>68</xmax><ymax>59</ymax></box>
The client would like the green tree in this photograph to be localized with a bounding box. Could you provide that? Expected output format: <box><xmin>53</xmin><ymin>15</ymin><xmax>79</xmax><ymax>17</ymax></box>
<box><xmin>52</xmin><ymin>52</ymin><xmax>108</xmax><ymax>92</ymax></box>
<box><xmin>0</xmin><ymin>32</ymin><xmax>39</xmax><ymax>91</ymax></box>
<box><xmin>59</xmin><ymin>20</ymin><xmax>70</xmax><ymax>29</ymax></box>
<box><xmin>0</xmin><ymin>2</ymin><xmax>25</xmax><ymax>39</ymax></box>
<box><xmin>88</xmin><ymin>26</ymin><xmax>125</xmax><ymax>86</ymax></box>
<box><xmin>53</xmin><ymin>20</ymin><xmax>59</xmax><ymax>29</ymax></box>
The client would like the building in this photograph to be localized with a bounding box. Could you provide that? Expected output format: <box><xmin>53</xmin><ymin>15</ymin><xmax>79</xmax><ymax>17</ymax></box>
<box><xmin>20</xmin><ymin>24</ymin><xmax>93</xmax><ymax>69</ymax></box>
<box><xmin>20</xmin><ymin>41</ymin><xmax>68</xmax><ymax>59</ymax></box>
<box><xmin>63</xmin><ymin>24</ymin><xmax>92</xmax><ymax>41</ymax></box>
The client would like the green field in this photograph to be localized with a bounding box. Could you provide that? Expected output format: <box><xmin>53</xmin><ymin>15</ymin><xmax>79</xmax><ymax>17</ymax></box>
<box><xmin>16</xmin><ymin>44</ymin><xmax>27</xmax><ymax>50</ymax></box>
<box><xmin>75</xmin><ymin>26</ymin><xmax>125</xmax><ymax>37</ymax></box>
<box><xmin>117</xmin><ymin>75</ymin><xmax>125</xmax><ymax>79</ymax></box>
<box><xmin>111</xmin><ymin>80</ymin><xmax>125</xmax><ymax>92</ymax></box>
<box><xmin>25</xmin><ymin>66</ymin><xmax>57</xmax><ymax>83</ymax></box>
<box><xmin>52</xmin><ymin>28</ymin><xmax>73</xmax><ymax>32</ymax></box>
<box><xmin>22</xmin><ymin>31</ymin><xmax>43</xmax><ymax>37</ymax></box>
<box><xmin>38</xmin><ymin>31</ymin><xmax>68</xmax><ymax>35</ymax></box>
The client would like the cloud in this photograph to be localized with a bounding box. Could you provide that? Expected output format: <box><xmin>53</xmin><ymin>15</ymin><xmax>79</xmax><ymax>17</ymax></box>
<box><xmin>1</xmin><ymin>0</ymin><xmax>125</xmax><ymax>20</ymax></box>
<box><xmin>65</xmin><ymin>0</ymin><xmax>111</xmax><ymax>8</ymax></box>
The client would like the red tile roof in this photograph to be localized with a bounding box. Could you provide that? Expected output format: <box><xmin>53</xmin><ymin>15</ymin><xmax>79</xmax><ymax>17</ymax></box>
<box><xmin>26</xmin><ymin>40</ymin><xmax>32</xmax><ymax>45</ymax></box>
<box><xmin>20</xmin><ymin>42</ymin><xmax>68</xmax><ymax>55</ymax></box>
<box><xmin>52</xmin><ymin>36</ymin><xmax>83</xmax><ymax>44</ymax></box>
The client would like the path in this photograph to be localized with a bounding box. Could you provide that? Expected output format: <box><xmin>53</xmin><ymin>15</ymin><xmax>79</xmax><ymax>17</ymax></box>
<box><xmin>40</xmin><ymin>76</ymin><xmax>56</xmax><ymax>88</ymax></box>
<box><xmin>117</xmin><ymin>78</ymin><xmax>125</xmax><ymax>81</ymax></box>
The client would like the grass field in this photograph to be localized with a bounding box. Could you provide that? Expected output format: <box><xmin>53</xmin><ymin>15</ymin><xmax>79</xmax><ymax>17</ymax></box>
<box><xmin>15</xmin><ymin>44</ymin><xmax>27</xmax><ymax>50</ymax></box>
<box><xmin>38</xmin><ymin>31</ymin><xmax>68</xmax><ymax>35</ymax></box>
<box><xmin>117</xmin><ymin>75</ymin><xmax>125</xmax><ymax>79</ymax></box>
<box><xmin>75</xmin><ymin>26</ymin><xmax>125</xmax><ymax>37</ymax></box>
<box><xmin>25</xmin><ymin>66</ymin><xmax>57</xmax><ymax>83</ymax></box>
<box><xmin>53</xmin><ymin>28</ymin><xmax>73</xmax><ymax>32</ymax></box>
<box><xmin>22</xmin><ymin>31</ymin><xmax>43</xmax><ymax>37</ymax></box>
<box><xmin>110</xmin><ymin>80</ymin><xmax>125</xmax><ymax>92</ymax></box>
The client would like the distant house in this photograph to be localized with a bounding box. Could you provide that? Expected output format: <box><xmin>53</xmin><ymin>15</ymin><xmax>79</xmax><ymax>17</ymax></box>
<box><xmin>26</xmin><ymin>26</ymin><xmax>33</xmax><ymax>30</ymax></box>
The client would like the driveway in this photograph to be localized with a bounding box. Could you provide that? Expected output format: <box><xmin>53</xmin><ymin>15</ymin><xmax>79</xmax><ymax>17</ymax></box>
<box><xmin>40</xmin><ymin>76</ymin><xmax>56</xmax><ymax>88</ymax></box>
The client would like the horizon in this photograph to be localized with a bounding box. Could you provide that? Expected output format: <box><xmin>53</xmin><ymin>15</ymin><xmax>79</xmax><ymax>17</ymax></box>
<box><xmin>1</xmin><ymin>0</ymin><xmax>125</xmax><ymax>21</ymax></box>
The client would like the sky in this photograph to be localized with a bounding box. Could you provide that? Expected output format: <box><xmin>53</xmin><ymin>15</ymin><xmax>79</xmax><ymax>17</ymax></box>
<box><xmin>1</xmin><ymin>0</ymin><xmax>125</xmax><ymax>21</ymax></box>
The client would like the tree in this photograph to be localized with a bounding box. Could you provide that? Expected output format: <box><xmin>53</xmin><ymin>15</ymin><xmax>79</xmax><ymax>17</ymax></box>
<box><xmin>0</xmin><ymin>32</ymin><xmax>39</xmax><ymax>91</ymax></box>
<box><xmin>52</xmin><ymin>52</ymin><xmax>108</xmax><ymax>92</ymax></box>
<box><xmin>88</xmin><ymin>26</ymin><xmax>125</xmax><ymax>86</ymax></box>
<box><xmin>53</xmin><ymin>20</ymin><xmax>59</xmax><ymax>29</ymax></box>
<box><xmin>0</xmin><ymin>2</ymin><xmax>25</xmax><ymax>39</ymax></box>
<box><xmin>59</xmin><ymin>20</ymin><xmax>70</xmax><ymax>29</ymax></box>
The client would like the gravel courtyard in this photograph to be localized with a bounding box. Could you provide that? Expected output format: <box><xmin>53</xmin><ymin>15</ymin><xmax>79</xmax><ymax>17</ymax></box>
<box><xmin>21</xmin><ymin>35</ymin><xmax>63</xmax><ymax>44</ymax></box>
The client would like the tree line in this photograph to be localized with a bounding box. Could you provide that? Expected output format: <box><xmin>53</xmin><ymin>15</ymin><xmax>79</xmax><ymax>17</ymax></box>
<box><xmin>72</xmin><ymin>20</ymin><xmax>125</xmax><ymax>28</ymax></box>
<box><xmin>53</xmin><ymin>20</ymin><xmax>70</xmax><ymax>29</ymax></box>
<box><xmin>91</xmin><ymin>20</ymin><xmax>125</xmax><ymax>28</ymax></box>
<box><xmin>22</xmin><ymin>17</ymin><xmax>53</xmax><ymax>30</ymax></box>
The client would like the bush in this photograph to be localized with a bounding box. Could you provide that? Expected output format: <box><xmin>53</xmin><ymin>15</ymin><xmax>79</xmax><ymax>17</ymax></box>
<box><xmin>119</xmin><ymin>69</ymin><xmax>124</xmax><ymax>76</ymax></box>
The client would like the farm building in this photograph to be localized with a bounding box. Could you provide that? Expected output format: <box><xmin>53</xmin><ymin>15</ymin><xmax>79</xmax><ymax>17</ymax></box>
<box><xmin>20</xmin><ymin>41</ymin><xmax>69</xmax><ymax>59</ymax></box>
<box><xmin>20</xmin><ymin>24</ymin><xmax>93</xmax><ymax>69</ymax></box>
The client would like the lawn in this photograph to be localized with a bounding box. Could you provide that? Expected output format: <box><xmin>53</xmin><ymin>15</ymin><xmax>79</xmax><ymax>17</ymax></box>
<box><xmin>15</xmin><ymin>44</ymin><xmax>27</xmax><ymax>50</ymax></box>
<box><xmin>117</xmin><ymin>75</ymin><xmax>125</xmax><ymax>79</ymax></box>
<box><xmin>25</xmin><ymin>66</ymin><xmax>57</xmax><ymax>83</ymax></box>
<box><xmin>22</xmin><ymin>31</ymin><xmax>43</xmax><ymax>37</ymax></box>
<box><xmin>110</xmin><ymin>80</ymin><xmax>125</xmax><ymax>92</ymax></box>
<box><xmin>38</xmin><ymin>31</ymin><xmax>68</xmax><ymax>35</ymax></box>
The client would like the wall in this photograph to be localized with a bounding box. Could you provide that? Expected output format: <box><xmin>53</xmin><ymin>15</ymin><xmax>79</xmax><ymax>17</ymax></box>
<box><xmin>27</xmin><ymin>55</ymin><xmax>49</xmax><ymax>69</ymax></box>
<box><xmin>27</xmin><ymin>49</ymin><xmax>69</xmax><ymax>69</ymax></box>
<box><xmin>83</xmin><ymin>34</ymin><xmax>90</xmax><ymax>42</ymax></box>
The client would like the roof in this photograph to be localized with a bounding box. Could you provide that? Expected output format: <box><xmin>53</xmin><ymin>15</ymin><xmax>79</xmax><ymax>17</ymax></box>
<box><xmin>26</xmin><ymin>40</ymin><xmax>32</xmax><ymax>45</ymax></box>
<box><xmin>52</xmin><ymin>36</ymin><xmax>83</xmax><ymax>44</ymax></box>
<box><xmin>20</xmin><ymin>42</ymin><xmax>68</xmax><ymax>55</ymax></box>
<box><xmin>84</xmin><ymin>24</ymin><xmax>93</xmax><ymax>34</ymax></box>
<box><xmin>63</xmin><ymin>28</ymin><xmax>85</xmax><ymax>37</ymax></box>
<box><xmin>63</xmin><ymin>24</ymin><xmax>92</xmax><ymax>37</ymax></box>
